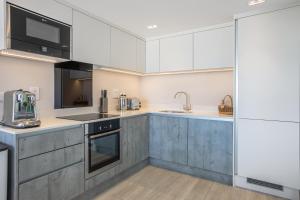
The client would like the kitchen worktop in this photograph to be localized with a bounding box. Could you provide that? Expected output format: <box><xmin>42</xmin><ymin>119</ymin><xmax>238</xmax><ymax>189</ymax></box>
<box><xmin>112</xmin><ymin>109</ymin><xmax>234</xmax><ymax>122</ymax></box>
<box><xmin>0</xmin><ymin>117</ymin><xmax>83</xmax><ymax>135</ymax></box>
<box><xmin>0</xmin><ymin>110</ymin><xmax>233</xmax><ymax>135</ymax></box>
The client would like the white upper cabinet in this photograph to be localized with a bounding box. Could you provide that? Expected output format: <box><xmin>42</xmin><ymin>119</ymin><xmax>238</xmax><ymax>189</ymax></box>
<box><xmin>136</xmin><ymin>39</ymin><xmax>146</xmax><ymax>73</ymax></box>
<box><xmin>238</xmin><ymin>6</ymin><xmax>300</xmax><ymax>122</ymax></box>
<box><xmin>7</xmin><ymin>0</ymin><xmax>72</xmax><ymax>24</ymax></box>
<box><xmin>146</xmin><ymin>40</ymin><xmax>160</xmax><ymax>73</ymax></box>
<box><xmin>110</xmin><ymin>27</ymin><xmax>137</xmax><ymax>71</ymax></box>
<box><xmin>194</xmin><ymin>26</ymin><xmax>234</xmax><ymax>69</ymax></box>
<box><xmin>73</xmin><ymin>10</ymin><xmax>110</xmax><ymax>66</ymax></box>
<box><xmin>160</xmin><ymin>34</ymin><xmax>193</xmax><ymax>72</ymax></box>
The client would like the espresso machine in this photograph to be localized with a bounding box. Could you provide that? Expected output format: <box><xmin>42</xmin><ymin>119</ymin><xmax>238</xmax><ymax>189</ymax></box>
<box><xmin>1</xmin><ymin>90</ymin><xmax>41</xmax><ymax>128</ymax></box>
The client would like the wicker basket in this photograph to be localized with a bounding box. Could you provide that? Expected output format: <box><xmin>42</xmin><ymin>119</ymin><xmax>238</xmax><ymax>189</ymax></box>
<box><xmin>218</xmin><ymin>95</ymin><xmax>233</xmax><ymax>115</ymax></box>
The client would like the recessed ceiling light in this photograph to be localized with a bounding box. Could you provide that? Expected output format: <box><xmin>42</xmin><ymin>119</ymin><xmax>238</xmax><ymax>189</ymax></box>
<box><xmin>147</xmin><ymin>25</ymin><xmax>157</xmax><ymax>29</ymax></box>
<box><xmin>248</xmin><ymin>0</ymin><xmax>265</xmax><ymax>6</ymax></box>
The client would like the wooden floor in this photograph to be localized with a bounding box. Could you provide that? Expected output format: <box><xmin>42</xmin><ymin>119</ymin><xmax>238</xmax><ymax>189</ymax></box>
<box><xmin>91</xmin><ymin>166</ymin><xmax>283</xmax><ymax>200</ymax></box>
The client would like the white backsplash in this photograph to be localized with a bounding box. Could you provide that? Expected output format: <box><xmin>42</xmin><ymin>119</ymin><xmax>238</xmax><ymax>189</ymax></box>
<box><xmin>0</xmin><ymin>55</ymin><xmax>233</xmax><ymax>119</ymax></box>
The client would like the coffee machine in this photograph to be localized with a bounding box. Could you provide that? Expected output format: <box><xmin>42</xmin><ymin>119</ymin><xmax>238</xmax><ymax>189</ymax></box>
<box><xmin>1</xmin><ymin>90</ymin><xmax>41</xmax><ymax>128</ymax></box>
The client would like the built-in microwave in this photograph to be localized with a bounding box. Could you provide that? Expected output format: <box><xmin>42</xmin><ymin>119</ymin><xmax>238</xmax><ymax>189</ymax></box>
<box><xmin>5</xmin><ymin>3</ymin><xmax>71</xmax><ymax>60</ymax></box>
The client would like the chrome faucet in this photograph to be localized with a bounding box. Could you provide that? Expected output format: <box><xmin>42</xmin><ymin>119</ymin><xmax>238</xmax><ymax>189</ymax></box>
<box><xmin>174</xmin><ymin>91</ymin><xmax>192</xmax><ymax>112</ymax></box>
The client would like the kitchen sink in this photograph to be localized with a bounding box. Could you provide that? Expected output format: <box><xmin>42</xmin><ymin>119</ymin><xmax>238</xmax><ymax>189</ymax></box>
<box><xmin>159</xmin><ymin>110</ymin><xmax>192</xmax><ymax>114</ymax></box>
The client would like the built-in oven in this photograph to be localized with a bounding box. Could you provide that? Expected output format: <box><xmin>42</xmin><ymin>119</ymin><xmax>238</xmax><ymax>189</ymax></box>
<box><xmin>85</xmin><ymin>118</ymin><xmax>121</xmax><ymax>178</ymax></box>
<box><xmin>6</xmin><ymin>3</ymin><xmax>71</xmax><ymax>59</ymax></box>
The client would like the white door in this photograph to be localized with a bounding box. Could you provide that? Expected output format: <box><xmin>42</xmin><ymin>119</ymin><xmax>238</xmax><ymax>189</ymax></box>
<box><xmin>146</xmin><ymin>40</ymin><xmax>160</xmax><ymax>73</ymax></box>
<box><xmin>160</xmin><ymin>34</ymin><xmax>193</xmax><ymax>72</ymax></box>
<box><xmin>110</xmin><ymin>27</ymin><xmax>137</xmax><ymax>71</ymax></box>
<box><xmin>194</xmin><ymin>26</ymin><xmax>234</xmax><ymax>69</ymax></box>
<box><xmin>136</xmin><ymin>39</ymin><xmax>146</xmax><ymax>73</ymax></box>
<box><xmin>237</xmin><ymin>119</ymin><xmax>300</xmax><ymax>189</ymax></box>
<box><xmin>237</xmin><ymin>6</ymin><xmax>300</xmax><ymax>122</ymax></box>
<box><xmin>73</xmin><ymin>11</ymin><xmax>110</xmax><ymax>66</ymax></box>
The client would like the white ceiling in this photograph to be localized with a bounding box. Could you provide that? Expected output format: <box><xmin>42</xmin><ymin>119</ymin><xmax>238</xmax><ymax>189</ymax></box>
<box><xmin>62</xmin><ymin>0</ymin><xmax>299</xmax><ymax>38</ymax></box>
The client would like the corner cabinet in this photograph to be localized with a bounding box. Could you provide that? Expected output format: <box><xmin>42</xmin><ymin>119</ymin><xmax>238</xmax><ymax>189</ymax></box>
<box><xmin>149</xmin><ymin>115</ymin><xmax>233</xmax><ymax>184</ymax></box>
<box><xmin>136</xmin><ymin>39</ymin><xmax>146</xmax><ymax>73</ymax></box>
<box><xmin>146</xmin><ymin>40</ymin><xmax>160</xmax><ymax>73</ymax></box>
<box><xmin>73</xmin><ymin>10</ymin><xmax>110</xmax><ymax>66</ymax></box>
<box><xmin>149</xmin><ymin>115</ymin><xmax>188</xmax><ymax>165</ymax></box>
<box><xmin>159</xmin><ymin>34</ymin><xmax>193</xmax><ymax>72</ymax></box>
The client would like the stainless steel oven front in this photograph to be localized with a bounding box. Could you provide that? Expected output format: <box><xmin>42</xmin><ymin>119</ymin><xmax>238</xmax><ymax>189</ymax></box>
<box><xmin>84</xmin><ymin>119</ymin><xmax>121</xmax><ymax>179</ymax></box>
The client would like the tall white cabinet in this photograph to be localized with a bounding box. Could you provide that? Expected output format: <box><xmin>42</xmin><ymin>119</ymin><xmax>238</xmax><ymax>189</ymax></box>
<box><xmin>236</xmin><ymin>5</ymin><xmax>300</xmax><ymax>199</ymax></box>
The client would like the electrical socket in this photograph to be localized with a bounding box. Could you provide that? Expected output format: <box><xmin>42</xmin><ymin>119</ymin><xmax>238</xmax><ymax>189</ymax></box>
<box><xmin>112</xmin><ymin>89</ymin><xmax>120</xmax><ymax>99</ymax></box>
<box><xmin>29</xmin><ymin>87</ymin><xmax>40</xmax><ymax>100</ymax></box>
<box><xmin>0</xmin><ymin>92</ymin><xmax>4</xmax><ymax>102</ymax></box>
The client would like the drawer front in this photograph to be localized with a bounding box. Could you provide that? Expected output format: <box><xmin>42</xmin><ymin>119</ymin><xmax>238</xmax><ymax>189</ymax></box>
<box><xmin>19</xmin><ymin>162</ymin><xmax>84</xmax><ymax>200</ymax></box>
<box><xmin>19</xmin><ymin>144</ymin><xmax>84</xmax><ymax>183</ymax></box>
<box><xmin>19</xmin><ymin>126</ymin><xmax>84</xmax><ymax>159</ymax></box>
<box><xmin>19</xmin><ymin>176</ymin><xmax>49</xmax><ymax>200</ymax></box>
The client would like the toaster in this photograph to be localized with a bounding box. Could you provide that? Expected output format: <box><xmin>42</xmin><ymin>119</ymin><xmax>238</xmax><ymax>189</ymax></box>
<box><xmin>1</xmin><ymin>90</ymin><xmax>41</xmax><ymax>128</ymax></box>
<box><xmin>127</xmin><ymin>98</ymin><xmax>141</xmax><ymax>110</ymax></box>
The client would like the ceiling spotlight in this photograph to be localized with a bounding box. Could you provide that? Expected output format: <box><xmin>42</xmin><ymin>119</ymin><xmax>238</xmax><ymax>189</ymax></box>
<box><xmin>248</xmin><ymin>0</ymin><xmax>265</xmax><ymax>6</ymax></box>
<box><xmin>147</xmin><ymin>25</ymin><xmax>157</xmax><ymax>29</ymax></box>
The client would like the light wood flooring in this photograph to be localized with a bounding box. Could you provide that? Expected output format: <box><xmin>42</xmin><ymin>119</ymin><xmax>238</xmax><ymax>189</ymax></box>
<box><xmin>91</xmin><ymin>166</ymin><xmax>283</xmax><ymax>200</ymax></box>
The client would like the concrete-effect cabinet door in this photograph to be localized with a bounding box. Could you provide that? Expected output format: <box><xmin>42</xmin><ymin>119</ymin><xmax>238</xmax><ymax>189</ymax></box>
<box><xmin>149</xmin><ymin>115</ymin><xmax>188</xmax><ymax>165</ymax></box>
<box><xmin>19</xmin><ymin>162</ymin><xmax>84</xmax><ymax>200</ymax></box>
<box><xmin>120</xmin><ymin>116</ymin><xmax>149</xmax><ymax>172</ymax></box>
<box><xmin>188</xmin><ymin>119</ymin><xmax>233</xmax><ymax>175</ymax></box>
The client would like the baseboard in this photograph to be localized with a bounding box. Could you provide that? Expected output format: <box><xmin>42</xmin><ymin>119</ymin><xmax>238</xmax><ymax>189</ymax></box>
<box><xmin>234</xmin><ymin>175</ymin><xmax>300</xmax><ymax>200</ymax></box>
<box><xmin>149</xmin><ymin>158</ymin><xmax>233</xmax><ymax>185</ymax></box>
<box><xmin>74</xmin><ymin>160</ymin><xmax>149</xmax><ymax>200</ymax></box>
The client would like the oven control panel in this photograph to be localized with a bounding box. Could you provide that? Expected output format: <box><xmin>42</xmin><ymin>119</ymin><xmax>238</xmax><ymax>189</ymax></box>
<box><xmin>87</xmin><ymin>118</ymin><xmax>120</xmax><ymax>134</ymax></box>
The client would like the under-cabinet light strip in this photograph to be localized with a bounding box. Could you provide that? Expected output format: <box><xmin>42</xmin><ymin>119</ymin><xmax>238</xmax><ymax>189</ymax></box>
<box><xmin>98</xmin><ymin>67</ymin><xmax>234</xmax><ymax>76</ymax></box>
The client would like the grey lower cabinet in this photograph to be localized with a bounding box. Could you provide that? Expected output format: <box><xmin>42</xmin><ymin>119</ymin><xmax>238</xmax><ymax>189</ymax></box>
<box><xmin>188</xmin><ymin>119</ymin><xmax>233</xmax><ymax>175</ymax></box>
<box><xmin>149</xmin><ymin>115</ymin><xmax>233</xmax><ymax>184</ymax></box>
<box><xmin>119</xmin><ymin>115</ymin><xmax>149</xmax><ymax>172</ymax></box>
<box><xmin>17</xmin><ymin>126</ymin><xmax>85</xmax><ymax>200</ymax></box>
<box><xmin>19</xmin><ymin>162</ymin><xmax>84</xmax><ymax>200</ymax></box>
<box><xmin>149</xmin><ymin>115</ymin><xmax>188</xmax><ymax>165</ymax></box>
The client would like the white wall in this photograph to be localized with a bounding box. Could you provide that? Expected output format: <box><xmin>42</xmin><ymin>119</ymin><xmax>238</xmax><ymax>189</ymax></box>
<box><xmin>0</xmin><ymin>56</ymin><xmax>141</xmax><ymax>118</ymax></box>
<box><xmin>0</xmin><ymin>55</ymin><xmax>233</xmax><ymax>118</ymax></box>
<box><xmin>140</xmin><ymin>71</ymin><xmax>233</xmax><ymax>112</ymax></box>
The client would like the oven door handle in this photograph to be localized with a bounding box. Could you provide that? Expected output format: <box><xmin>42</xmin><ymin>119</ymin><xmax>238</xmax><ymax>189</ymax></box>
<box><xmin>89</xmin><ymin>129</ymin><xmax>121</xmax><ymax>139</ymax></box>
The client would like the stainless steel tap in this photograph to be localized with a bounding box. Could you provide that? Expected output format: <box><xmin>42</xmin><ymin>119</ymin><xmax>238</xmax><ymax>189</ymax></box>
<box><xmin>174</xmin><ymin>91</ymin><xmax>192</xmax><ymax>112</ymax></box>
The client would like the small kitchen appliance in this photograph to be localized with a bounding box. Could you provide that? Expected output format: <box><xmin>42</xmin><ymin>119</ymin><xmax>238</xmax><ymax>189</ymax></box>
<box><xmin>117</xmin><ymin>94</ymin><xmax>127</xmax><ymax>111</ymax></box>
<box><xmin>127</xmin><ymin>98</ymin><xmax>141</xmax><ymax>110</ymax></box>
<box><xmin>1</xmin><ymin>90</ymin><xmax>41</xmax><ymax>128</ymax></box>
<box><xmin>100</xmin><ymin>90</ymin><xmax>108</xmax><ymax>113</ymax></box>
<box><xmin>3</xmin><ymin>3</ymin><xmax>71</xmax><ymax>60</ymax></box>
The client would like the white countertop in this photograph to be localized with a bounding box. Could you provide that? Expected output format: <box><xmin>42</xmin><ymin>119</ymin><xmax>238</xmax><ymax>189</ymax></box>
<box><xmin>0</xmin><ymin>118</ymin><xmax>83</xmax><ymax>135</ymax></box>
<box><xmin>111</xmin><ymin>109</ymin><xmax>233</xmax><ymax>122</ymax></box>
<box><xmin>0</xmin><ymin>109</ymin><xmax>233</xmax><ymax>135</ymax></box>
